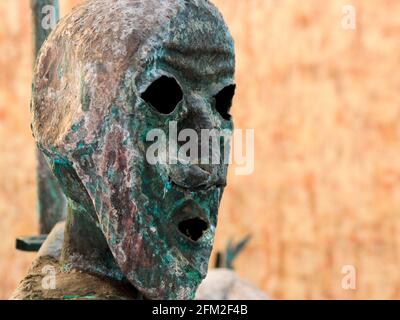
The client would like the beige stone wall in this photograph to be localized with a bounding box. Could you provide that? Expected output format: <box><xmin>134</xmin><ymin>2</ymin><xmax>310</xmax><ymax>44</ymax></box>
<box><xmin>1</xmin><ymin>0</ymin><xmax>400</xmax><ymax>299</ymax></box>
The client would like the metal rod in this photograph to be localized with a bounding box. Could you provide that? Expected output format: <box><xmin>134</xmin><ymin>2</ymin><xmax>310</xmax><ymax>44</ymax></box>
<box><xmin>31</xmin><ymin>0</ymin><xmax>66</xmax><ymax>234</ymax></box>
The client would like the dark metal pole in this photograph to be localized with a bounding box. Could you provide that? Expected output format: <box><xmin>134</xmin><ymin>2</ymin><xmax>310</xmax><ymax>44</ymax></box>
<box><xmin>31</xmin><ymin>0</ymin><xmax>60</xmax><ymax>56</ymax></box>
<box><xmin>31</xmin><ymin>0</ymin><xmax>66</xmax><ymax>234</ymax></box>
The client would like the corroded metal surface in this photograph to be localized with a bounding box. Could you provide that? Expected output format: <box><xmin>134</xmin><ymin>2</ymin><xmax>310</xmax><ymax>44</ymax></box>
<box><xmin>28</xmin><ymin>0</ymin><xmax>235</xmax><ymax>299</ymax></box>
<box><xmin>11</xmin><ymin>255</ymin><xmax>139</xmax><ymax>300</ymax></box>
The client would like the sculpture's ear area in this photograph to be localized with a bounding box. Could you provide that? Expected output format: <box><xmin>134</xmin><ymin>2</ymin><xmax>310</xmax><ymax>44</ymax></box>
<box><xmin>48</xmin><ymin>156</ymin><xmax>93</xmax><ymax>211</ymax></box>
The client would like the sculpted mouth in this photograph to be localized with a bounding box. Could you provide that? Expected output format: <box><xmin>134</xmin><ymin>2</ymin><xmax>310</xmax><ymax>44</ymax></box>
<box><xmin>172</xmin><ymin>200</ymin><xmax>211</xmax><ymax>243</ymax></box>
<box><xmin>178</xmin><ymin>217</ymin><xmax>209</xmax><ymax>242</ymax></box>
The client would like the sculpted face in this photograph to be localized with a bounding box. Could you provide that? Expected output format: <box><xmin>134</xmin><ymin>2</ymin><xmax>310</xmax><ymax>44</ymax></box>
<box><xmin>31</xmin><ymin>0</ymin><xmax>235</xmax><ymax>299</ymax></box>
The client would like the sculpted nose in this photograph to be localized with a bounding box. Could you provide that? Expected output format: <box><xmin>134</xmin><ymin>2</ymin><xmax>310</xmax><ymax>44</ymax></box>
<box><xmin>168</xmin><ymin>94</ymin><xmax>227</xmax><ymax>189</ymax></box>
<box><xmin>179</xmin><ymin>94</ymin><xmax>214</xmax><ymax>131</ymax></box>
<box><xmin>169</xmin><ymin>164</ymin><xmax>212</xmax><ymax>189</ymax></box>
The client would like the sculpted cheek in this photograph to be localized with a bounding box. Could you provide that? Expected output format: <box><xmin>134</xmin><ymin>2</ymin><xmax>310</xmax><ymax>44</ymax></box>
<box><xmin>118</xmin><ymin>233</ymin><xmax>153</xmax><ymax>275</ymax></box>
<box><xmin>94</xmin><ymin>125</ymin><xmax>139</xmax><ymax>239</ymax></box>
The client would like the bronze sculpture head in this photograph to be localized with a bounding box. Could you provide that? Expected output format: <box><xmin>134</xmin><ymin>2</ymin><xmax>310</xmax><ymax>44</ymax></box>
<box><xmin>30</xmin><ymin>0</ymin><xmax>235</xmax><ymax>299</ymax></box>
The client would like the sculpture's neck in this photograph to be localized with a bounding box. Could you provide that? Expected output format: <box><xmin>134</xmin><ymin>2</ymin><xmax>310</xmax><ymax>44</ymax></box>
<box><xmin>60</xmin><ymin>199</ymin><xmax>125</xmax><ymax>281</ymax></box>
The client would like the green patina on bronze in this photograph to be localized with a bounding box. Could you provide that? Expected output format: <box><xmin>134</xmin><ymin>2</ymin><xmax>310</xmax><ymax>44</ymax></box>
<box><xmin>22</xmin><ymin>0</ymin><xmax>235</xmax><ymax>300</ymax></box>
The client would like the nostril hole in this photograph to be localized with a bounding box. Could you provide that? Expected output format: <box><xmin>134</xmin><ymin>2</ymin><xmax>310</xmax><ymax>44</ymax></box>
<box><xmin>178</xmin><ymin>218</ymin><xmax>208</xmax><ymax>242</ymax></box>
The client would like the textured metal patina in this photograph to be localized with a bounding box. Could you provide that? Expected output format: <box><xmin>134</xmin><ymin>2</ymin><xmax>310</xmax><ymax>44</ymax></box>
<box><xmin>30</xmin><ymin>0</ymin><xmax>235</xmax><ymax>300</ymax></box>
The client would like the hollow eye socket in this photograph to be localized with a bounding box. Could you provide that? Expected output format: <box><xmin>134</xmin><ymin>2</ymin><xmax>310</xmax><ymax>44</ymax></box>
<box><xmin>214</xmin><ymin>84</ymin><xmax>236</xmax><ymax>120</ymax></box>
<box><xmin>141</xmin><ymin>76</ymin><xmax>183</xmax><ymax>114</ymax></box>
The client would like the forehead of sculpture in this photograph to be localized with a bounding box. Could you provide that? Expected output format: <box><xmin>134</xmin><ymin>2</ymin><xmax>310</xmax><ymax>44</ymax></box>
<box><xmin>44</xmin><ymin>0</ymin><xmax>231</xmax><ymax>74</ymax></box>
<box><xmin>153</xmin><ymin>2</ymin><xmax>235</xmax><ymax>88</ymax></box>
<box><xmin>134</xmin><ymin>1</ymin><xmax>235</xmax><ymax>94</ymax></box>
<box><xmin>31</xmin><ymin>0</ymin><xmax>233</xmax><ymax>149</ymax></box>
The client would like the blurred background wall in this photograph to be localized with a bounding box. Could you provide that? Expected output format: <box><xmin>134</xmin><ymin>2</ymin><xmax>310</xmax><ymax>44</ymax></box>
<box><xmin>1</xmin><ymin>0</ymin><xmax>400</xmax><ymax>299</ymax></box>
